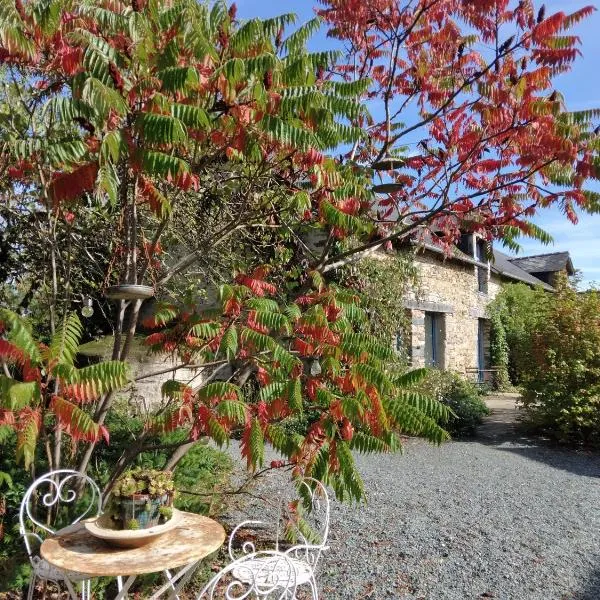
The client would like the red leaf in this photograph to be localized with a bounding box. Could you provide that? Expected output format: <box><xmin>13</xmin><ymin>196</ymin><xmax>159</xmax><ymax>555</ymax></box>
<box><xmin>0</xmin><ymin>340</ymin><xmax>27</xmax><ymax>366</ymax></box>
<box><xmin>48</xmin><ymin>163</ymin><xmax>98</xmax><ymax>205</ymax></box>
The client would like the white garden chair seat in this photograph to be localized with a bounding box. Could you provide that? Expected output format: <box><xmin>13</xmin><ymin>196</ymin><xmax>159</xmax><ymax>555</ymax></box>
<box><xmin>232</xmin><ymin>554</ymin><xmax>314</xmax><ymax>586</ymax></box>
<box><xmin>221</xmin><ymin>478</ymin><xmax>330</xmax><ymax>599</ymax></box>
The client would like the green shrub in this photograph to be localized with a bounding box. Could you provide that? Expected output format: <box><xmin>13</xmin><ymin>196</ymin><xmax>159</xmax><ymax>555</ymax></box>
<box><xmin>487</xmin><ymin>282</ymin><xmax>550</xmax><ymax>385</ymax></box>
<box><xmin>442</xmin><ymin>376</ymin><xmax>490</xmax><ymax>436</ymax></box>
<box><xmin>417</xmin><ymin>370</ymin><xmax>490</xmax><ymax>436</ymax></box>
<box><xmin>517</xmin><ymin>279</ymin><xmax>600</xmax><ymax>446</ymax></box>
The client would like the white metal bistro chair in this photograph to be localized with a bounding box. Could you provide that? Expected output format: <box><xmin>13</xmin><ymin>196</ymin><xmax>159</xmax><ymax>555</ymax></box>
<box><xmin>196</xmin><ymin>551</ymin><xmax>307</xmax><ymax>599</ymax></box>
<box><xmin>19</xmin><ymin>469</ymin><xmax>101</xmax><ymax>600</ymax></box>
<box><xmin>225</xmin><ymin>478</ymin><xmax>330</xmax><ymax>599</ymax></box>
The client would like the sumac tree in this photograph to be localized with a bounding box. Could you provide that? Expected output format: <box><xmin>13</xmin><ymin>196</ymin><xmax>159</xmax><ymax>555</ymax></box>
<box><xmin>0</xmin><ymin>0</ymin><xmax>599</xmax><ymax>498</ymax></box>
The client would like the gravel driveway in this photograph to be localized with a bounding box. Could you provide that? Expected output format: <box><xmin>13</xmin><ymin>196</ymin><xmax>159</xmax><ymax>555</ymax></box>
<box><xmin>224</xmin><ymin>397</ymin><xmax>600</xmax><ymax>600</ymax></box>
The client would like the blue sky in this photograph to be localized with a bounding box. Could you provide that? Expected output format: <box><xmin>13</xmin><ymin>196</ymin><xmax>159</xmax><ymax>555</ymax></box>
<box><xmin>236</xmin><ymin>0</ymin><xmax>600</xmax><ymax>287</ymax></box>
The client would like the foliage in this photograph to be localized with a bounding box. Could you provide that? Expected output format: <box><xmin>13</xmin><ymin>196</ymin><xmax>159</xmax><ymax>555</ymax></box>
<box><xmin>343</xmin><ymin>253</ymin><xmax>417</xmax><ymax>361</ymax></box>
<box><xmin>317</xmin><ymin>1</ymin><xmax>600</xmax><ymax>251</ymax></box>
<box><xmin>0</xmin><ymin>310</ymin><xmax>129</xmax><ymax>468</ymax></box>
<box><xmin>0</xmin><ymin>427</ymin><xmax>35</xmax><ymax>592</ymax></box>
<box><xmin>108</xmin><ymin>467</ymin><xmax>175</xmax><ymax>530</ymax></box>
<box><xmin>416</xmin><ymin>370</ymin><xmax>490</xmax><ymax>436</ymax></box>
<box><xmin>111</xmin><ymin>467</ymin><xmax>175</xmax><ymax>498</ymax></box>
<box><xmin>488</xmin><ymin>283</ymin><xmax>550</xmax><ymax>384</ymax></box>
<box><xmin>0</xmin><ymin>0</ymin><xmax>598</xmax><ymax>509</ymax></box>
<box><xmin>488</xmin><ymin>310</ymin><xmax>510</xmax><ymax>390</ymax></box>
<box><xmin>142</xmin><ymin>271</ymin><xmax>450</xmax><ymax>502</ymax></box>
<box><xmin>0</xmin><ymin>403</ymin><xmax>233</xmax><ymax>592</ymax></box>
<box><xmin>517</xmin><ymin>277</ymin><xmax>600</xmax><ymax>446</ymax></box>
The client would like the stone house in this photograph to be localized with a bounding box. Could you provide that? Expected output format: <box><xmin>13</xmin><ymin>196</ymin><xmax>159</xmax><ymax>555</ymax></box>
<box><xmin>402</xmin><ymin>237</ymin><xmax>574</xmax><ymax>379</ymax></box>
<box><xmin>82</xmin><ymin>237</ymin><xmax>574</xmax><ymax>402</ymax></box>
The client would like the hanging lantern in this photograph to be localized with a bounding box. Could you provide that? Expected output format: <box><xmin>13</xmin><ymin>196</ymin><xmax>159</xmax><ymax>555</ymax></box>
<box><xmin>81</xmin><ymin>296</ymin><xmax>94</xmax><ymax>318</ymax></box>
<box><xmin>310</xmin><ymin>359</ymin><xmax>322</xmax><ymax>376</ymax></box>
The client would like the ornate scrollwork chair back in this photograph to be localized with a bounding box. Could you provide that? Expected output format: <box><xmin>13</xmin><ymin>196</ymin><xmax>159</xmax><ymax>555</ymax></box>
<box><xmin>226</xmin><ymin>477</ymin><xmax>330</xmax><ymax>599</ymax></box>
<box><xmin>282</xmin><ymin>478</ymin><xmax>330</xmax><ymax>571</ymax></box>
<box><xmin>19</xmin><ymin>469</ymin><xmax>102</xmax><ymax>600</ymax></box>
<box><xmin>196</xmin><ymin>551</ymin><xmax>302</xmax><ymax>600</ymax></box>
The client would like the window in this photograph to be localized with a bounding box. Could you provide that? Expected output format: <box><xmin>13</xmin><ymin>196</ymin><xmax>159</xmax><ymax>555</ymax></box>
<box><xmin>475</xmin><ymin>238</ymin><xmax>489</xmax><ymax>293</ymax></box>
<box><xmin>424</xmin><ymin>312</ymin><xmax>445</xmax><ymax>368</ymax></box>
<box><xmin>477</xmin><ymin>266</ymin><xmax>488</xmax><ymax>293</ymax></box>
<box><xmin>457</xmin><ymin>233</ymin><xmax>473</xmax><ymax>256</ymax></box>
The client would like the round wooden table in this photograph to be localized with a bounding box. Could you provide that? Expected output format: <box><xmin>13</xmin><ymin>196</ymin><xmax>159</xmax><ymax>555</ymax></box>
<box><xmin>40</xmin><ymin>511</ymin><xmax>226</xmax><ymax>599</ymax></box>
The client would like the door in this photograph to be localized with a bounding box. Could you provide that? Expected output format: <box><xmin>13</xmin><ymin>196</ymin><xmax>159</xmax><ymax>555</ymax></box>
<box><xmin>425</xmin><ymin>312</ymin><xmax>443</xmax><ymax>367</ymax></box>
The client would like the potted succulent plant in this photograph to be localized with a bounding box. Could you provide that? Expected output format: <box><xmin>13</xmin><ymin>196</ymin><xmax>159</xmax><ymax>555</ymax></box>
<box><xmin>108</xmin><ymin>468</ymin><xmax>176</xmax><ymax>530</ymax></box>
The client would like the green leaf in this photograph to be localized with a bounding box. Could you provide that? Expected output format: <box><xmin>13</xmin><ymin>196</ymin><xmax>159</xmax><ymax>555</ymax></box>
<box><xmin>394</xmin><ymin>368</ymin><xmax>430</xmax><ymax>386</ymax></box>
<box><xmin>16</xmin><ymin>412</ymin><xmax>39</xmax><ymax>469</ymax></box>
<box><xmin>170</xmin><ymin>103</ymin><xmax>211</xmax><ymax>130</ymax></box>
<box><xmin>282</xmin><ymin>17</ymin><xmax>321</xmax><ymax>54</ymax></box>
<box><xmin>287</xmin><ymin>378</ymin><xmax>303</xmax><ymax>413</ymax></box>
<box><xmin>258</xmin><ymin>114</ymin><xmax>318</xmax><ymax>151</ymax></box>
<box><xmin>0</xmin><ymin>309</ymin><xmax>41</xmax><ymax>364</ymax></box>
<box><xmin>384</xmin><ymin>398</ymin><xmax>450</xmax><ymax>445</ymax></box>
<box><xmin>100</xmin><ymin>130</ymin><xmax>128</xmax><ymax>164</ymax></box>
<box><xmin>397</xmin><ymin>391</ymin><xmax>450</xmax><ymax>422</ymax></box>
<box><xmin>219</xmin><ymin>326</ymin><xmax>238</xmax><ymax>360</ymax></box>
<box><xmin>161</xmin><ymin>379</ymin><xmax>192</xmax><ymax>401</ymax></box>
<box><xmin>139</xmin><ymin>150</ymin><xmax>189</xmax><ymax>177</ymax></box>
<box><xmin>82</xmin><ymin>77</ymin><xmax>128</xmax><ymax>118</ymax></box>
<box><xmin>135</xmin><ymin>112</ymin><xmax>187</xmax><ymax>145</ymax></box>
<box><xmin>47</xmin><ymin>313</ymin><xmax>82</xmax><ymax>367</ymax></box>
<box><xmin>157</xmin><ymin>67</ymin><xmax>199</xmax><ymax>93</ymax></box>
<box><xmin>0</xmin><ymin>377</ymin><xmax>39</xmax><ymax>410</ymax></box>
<box><xmin>320</xmin><ymin>200</ymin><xmax>369</xmax><ymax>235</ymax></box>
<box><xmin>215</xmin><ymin>400</ymin><xmax>246</xmax><ymax>425</ymax></box>
<box><xmin>198</xmin><ymin>381</ymin><xmax>242</xmax><ymax>402</ymax></box>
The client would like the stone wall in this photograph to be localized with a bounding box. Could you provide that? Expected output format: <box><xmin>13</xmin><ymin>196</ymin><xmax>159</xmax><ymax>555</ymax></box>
<box><xmin>79</xmin><ymin>337</ymin><xmax>225</xmax><ymax>407</ymax></box>
<box><xmin>405</xmin><ymin>251</ymin><xmax>502</xmax><ymax>374</ymax></box>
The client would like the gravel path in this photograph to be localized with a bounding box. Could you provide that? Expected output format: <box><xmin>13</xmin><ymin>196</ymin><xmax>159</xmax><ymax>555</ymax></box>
<box><xmin>223</xmin><ymin>398</ymin><xmax>600</xmax><ymax>600</ymax></box>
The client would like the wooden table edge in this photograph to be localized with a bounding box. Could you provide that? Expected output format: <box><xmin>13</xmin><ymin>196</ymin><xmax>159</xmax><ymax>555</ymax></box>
<box><xmin>40</xmin><ymin>512</ymin><xmax>226</xmax><ymax>577</ymax></box>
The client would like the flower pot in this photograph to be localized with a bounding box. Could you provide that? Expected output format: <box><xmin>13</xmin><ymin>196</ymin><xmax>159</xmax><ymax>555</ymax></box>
<box><xmin>86</xmin><ymin>508</ymin><xmax>182</xmax><ymax>549</ymax></box>
<box><xmin>118</xmin><ymin>493</ymin><xmax>171</xmax><ymax>530</ymax></box>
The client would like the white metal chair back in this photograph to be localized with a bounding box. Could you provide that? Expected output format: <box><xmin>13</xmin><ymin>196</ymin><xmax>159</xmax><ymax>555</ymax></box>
<box><xmin>19</xmin><ymin>469</ymin><xmax>102</xmax><ymax>565</ymax></box>
<box><xmin>196</xmin><ymin>551</ymin><xmax>303</xmax><ymax>600</ymax></box>
<box><xmin>283</xmin><ymin>478</ymin><xmax>330</xmax><ymax>571</ymax></box>
<box><xmin>227</xmin><ymin>477</ymin><xmax>330</xmax><ymax>586</ymax></box>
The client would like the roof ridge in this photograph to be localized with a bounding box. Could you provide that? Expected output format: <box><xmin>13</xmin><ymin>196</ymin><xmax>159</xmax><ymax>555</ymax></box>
<box><xmin>509</xmin><ymin>250</ymin><xmax>570</xmax><ymax>260</ymax></box>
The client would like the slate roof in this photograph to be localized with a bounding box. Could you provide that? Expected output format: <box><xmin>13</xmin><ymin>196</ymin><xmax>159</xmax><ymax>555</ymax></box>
<box><xmin>401</xmin><ymin>227</ymin><xmax>571</xmax><ymax>292</ymax></box>
<box><xmin>491</xmin><ymin>249</ymin><xmax>555</xmax><ymax>291</ymax></box>
<box><xmin>508</xmin><ymin>251</ymin><xmax>574</xmax><ymax>276</ymax></box>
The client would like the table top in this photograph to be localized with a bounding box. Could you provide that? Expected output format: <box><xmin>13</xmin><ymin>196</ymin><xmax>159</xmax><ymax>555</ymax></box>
<box><xmin>40</xmin><ymin>511</ymin><xmax>226</xmax><ymax>577</ymax></box>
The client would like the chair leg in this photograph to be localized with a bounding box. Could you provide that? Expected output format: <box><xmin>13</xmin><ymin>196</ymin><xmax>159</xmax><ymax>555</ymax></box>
<box><xmin>63</xmin><ymin>577</ymin><xmax>79</xmax><ymax>600</ymax></box>
<box><xmin>307</xmin><ymin>575</ymin><xmax>319</xmax><ymax>600</ymax></box>
<box><xmin>163</xmin><ymin>569</ymin><xmax>180</xmax><ymax>600</ymax></box>
<box><xmin>26</xmin><ymin>574</ymin><xmax>37</xmax><ymax>600</ymax></box>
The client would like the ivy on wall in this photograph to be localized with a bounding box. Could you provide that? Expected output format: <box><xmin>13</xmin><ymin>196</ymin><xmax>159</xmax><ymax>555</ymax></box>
<box><xmin>488</xmin><ymin>309</ymin><xmax>510</xmax><ymax>390</ymax></box>
<box><xmin>344</xmin><ymin>252</ymin><xmax>417</xmax><ymax>364</ymax></box>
